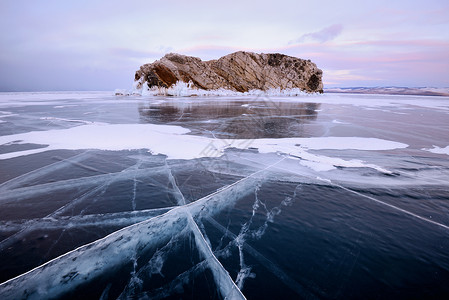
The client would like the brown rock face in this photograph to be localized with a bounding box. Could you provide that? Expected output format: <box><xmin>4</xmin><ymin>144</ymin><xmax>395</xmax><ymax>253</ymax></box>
<box><xmin>135</xmin><ymin>51</ymin><xmax>323</xmax><ymax>93</ymax></box>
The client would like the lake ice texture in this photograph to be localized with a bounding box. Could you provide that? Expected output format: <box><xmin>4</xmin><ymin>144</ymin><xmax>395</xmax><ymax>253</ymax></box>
<box><xmin>0</xmin><ymin>91</ymin><xmax>448</xmax><ymax>299</ymax></box>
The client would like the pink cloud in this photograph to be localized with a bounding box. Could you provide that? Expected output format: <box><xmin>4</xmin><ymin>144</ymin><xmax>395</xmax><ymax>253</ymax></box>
<box><xmin>348</xmin><ymin>39</ymin><xmax>449</xmax><ymax>48</ymax></box>
<box><xmin>280</xmin><ymin>39</ymin><xmax>449</xmax><ymax>87</ymax></box>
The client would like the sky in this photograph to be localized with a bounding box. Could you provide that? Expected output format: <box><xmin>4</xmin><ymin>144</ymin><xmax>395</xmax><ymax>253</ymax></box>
<box><xmin>0</xmin><ymin>0</ymin><xmax>448</xmax><ymax>91</ymax></box>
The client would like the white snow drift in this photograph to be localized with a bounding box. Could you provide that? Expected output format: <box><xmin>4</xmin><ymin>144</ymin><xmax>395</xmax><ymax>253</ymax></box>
<box><xmin>0</xmin><ymin>123</ymin><xmax>408</xmax><ymax>173</ymax></box>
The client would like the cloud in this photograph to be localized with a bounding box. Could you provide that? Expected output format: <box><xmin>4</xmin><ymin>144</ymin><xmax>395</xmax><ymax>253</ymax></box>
<box><xmin>348</xmin><ymin>39</ymin><xmax>449</xmax><ymax>48</ymax></box>
<box><xmin>290</xmin><ymin>24</ymin><xmax>344</xmax><ymax>44</ymax></box>
<box><xmin>279</xmin><ymin>37</ymin><xmax>449</xmax><ymax>87</ymax></box>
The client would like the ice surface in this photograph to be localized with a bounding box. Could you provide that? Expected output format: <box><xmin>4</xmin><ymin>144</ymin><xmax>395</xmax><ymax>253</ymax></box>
<box><xmin>0</xmin><ymin>210</ymin><xmax>191</xmax><ymax>299</ymax></box>
<box><xmin>327</xmin><ymin>180</ymin><xmax>449</xmax><ymax>231</ymax></box>
<box><xmin>0</xmin><ymin>208</ymin><xmax>172</xmax><ymax>232</ymax></box>
<box><xmin>1</xmin><ymin>92</ymin><xmax>449</xmax><ymax>299</ymax></box>
<box><xmin>188</xmin><ymin>215</ymin><xmax>246</xmax><ymax>299</ymax></box>
<box><xmin>0</xmin><ymin>111</ymin><xmax>17</xmax><ymax>123</ymax></box>
<box><xmin>0</xmin><ymin>166</ymin><xmax>266</xmax><ymax>299</ymax></box>
<box><xmin>0</xmin><ymin>152</ymin><xmax>92</xmax><ymax>190</ymax></box>
<box><xmin>0</xmin><ymin>165</ymin><xmax>172</xmax><ymax>204</ymax></box>
<box><xmin>0</xmin><ymin>91</ymin><xmax>112</xmax><ymax>104</ymax></box>
<box><xmin>205</xmin><ymin>216</ymin><xmax>315</xmax><ymax>297</ymax></box>
<box><xmin>39</xmin><ymin>116</ymin><xmax>108</xmax><ymax>125</ymax></box>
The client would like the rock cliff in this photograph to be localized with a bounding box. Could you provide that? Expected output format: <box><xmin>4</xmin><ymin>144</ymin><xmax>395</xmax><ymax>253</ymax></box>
<box><xmin>135</xmin><ymin>51</ymin><xmax>323</xmax><ymax>93</ymax></box>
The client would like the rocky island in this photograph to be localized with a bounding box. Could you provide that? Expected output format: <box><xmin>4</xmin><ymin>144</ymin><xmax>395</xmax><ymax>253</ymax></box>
<box><xmin>133</xmin><ymin>51</ymin><xmax>323</xmax><ymax>94</ymax></box>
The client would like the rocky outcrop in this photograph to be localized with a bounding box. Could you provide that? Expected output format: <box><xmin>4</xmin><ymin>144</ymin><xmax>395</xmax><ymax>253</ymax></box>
<box><xmin>135</xmin><ymin>51</ymin><xmax>323</xmax><ymax>93</ymax></box>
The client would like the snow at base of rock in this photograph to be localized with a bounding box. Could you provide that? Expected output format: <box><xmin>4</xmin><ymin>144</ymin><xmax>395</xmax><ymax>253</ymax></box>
<box><xmin>125</xmin><ymin>81</ymin><xmax>318</xmax><ymax>97</ymax></box>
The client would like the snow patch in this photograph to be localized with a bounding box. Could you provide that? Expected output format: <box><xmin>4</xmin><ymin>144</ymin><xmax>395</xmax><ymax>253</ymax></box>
<box><xmin>53</xmin><ymin>105</ymin><xmax>78</xmax><ymax>109</ymax></box>
<box><xmin>0</xmin><ymin>123</ymin><xmax>407</xmax><ymax>174</ymax></box>
<box><xmin>422</xmin><ymin>145</ymin><xmax>449</xmax><ymax>156</ymax></box>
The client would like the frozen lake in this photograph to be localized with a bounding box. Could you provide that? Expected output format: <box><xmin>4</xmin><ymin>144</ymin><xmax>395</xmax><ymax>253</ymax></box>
<box><xmin>0</xmin><ymin>91</ymin><xmax>448</xmax><ymax>299</ymax></box>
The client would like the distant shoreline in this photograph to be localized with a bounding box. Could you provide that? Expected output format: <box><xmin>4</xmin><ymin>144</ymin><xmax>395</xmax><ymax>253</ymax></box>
<box><xmin>325</xmin><ymin>87</ymin><xmax>449</xmax><ymax>97</ymax></box>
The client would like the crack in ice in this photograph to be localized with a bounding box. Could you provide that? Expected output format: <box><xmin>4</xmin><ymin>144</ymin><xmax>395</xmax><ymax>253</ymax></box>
<box><xmin>0</xmin><ymin>167</ymin><xmax>267</xmax><ymax>299</ymax></box>
<box><xmin>165</xmin><ymin>158</ymin><xmax>246</xmax><ymax>299</ymax></box>
<box><xmin>0</xmin><ymin>208</ymin><xmax>173</xmax><ymax>232</ymax></box>
<box><xmin>0</xmin><ymin>151</ymin><xmax>92</xmax><ymax>191</ymax></box>
<box><xmin>188</xmin><ymin>215</ymin><xmax>246</xmax><ymax>299</ymax></box>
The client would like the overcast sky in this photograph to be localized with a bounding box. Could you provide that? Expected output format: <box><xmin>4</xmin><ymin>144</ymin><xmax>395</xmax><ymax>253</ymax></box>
<box><xmin>1</xmin><ymin>0</ymin><xmax>448</xmax><ymax>91</ymax></box>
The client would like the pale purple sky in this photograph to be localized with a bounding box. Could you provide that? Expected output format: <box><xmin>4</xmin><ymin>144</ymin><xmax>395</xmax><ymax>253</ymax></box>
<box><xmin>1</xmin><ymin>0</ymin><xmax>448</xmax><ymax>91</ymax></box>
